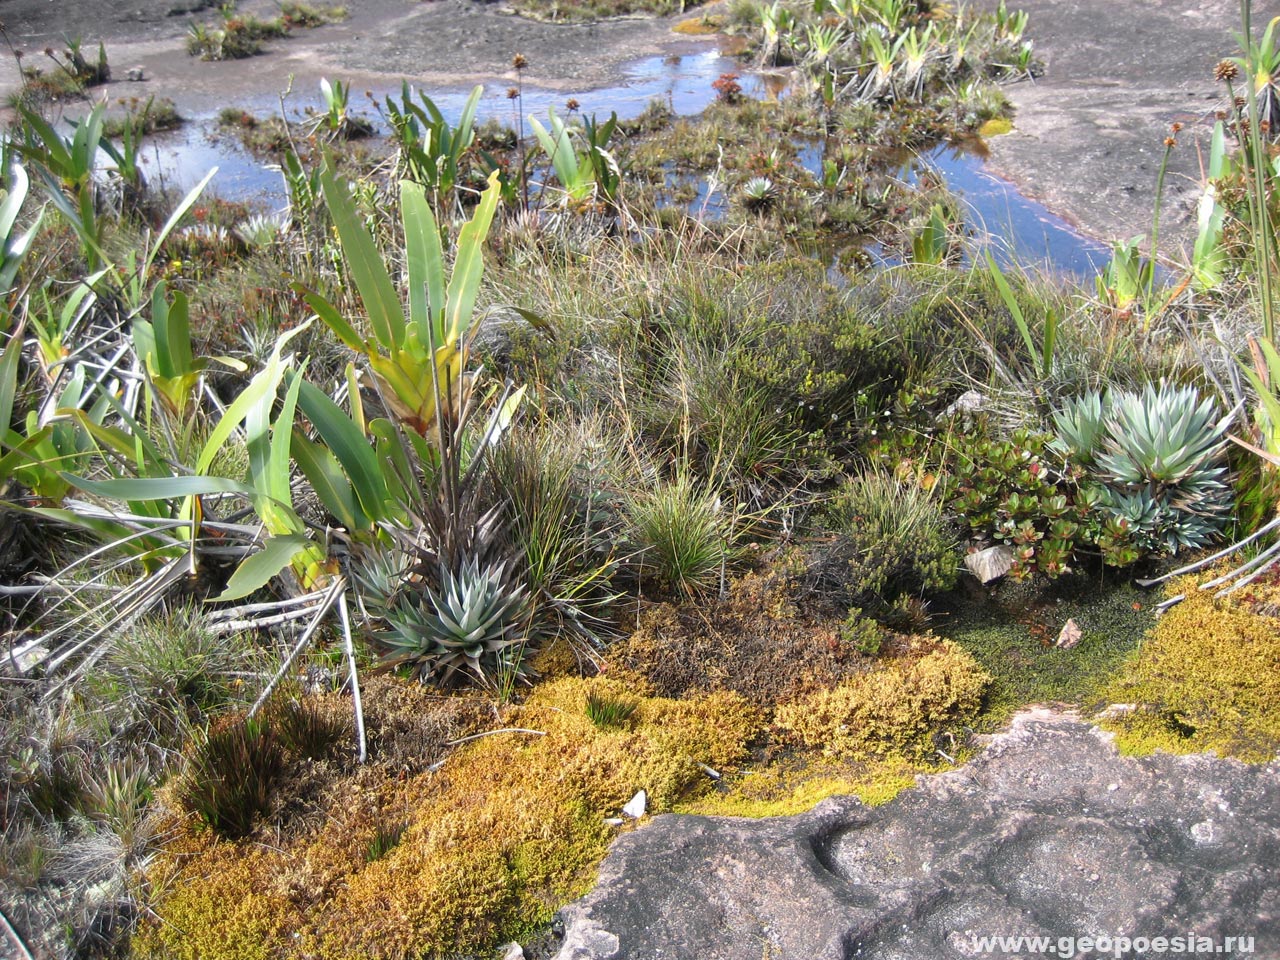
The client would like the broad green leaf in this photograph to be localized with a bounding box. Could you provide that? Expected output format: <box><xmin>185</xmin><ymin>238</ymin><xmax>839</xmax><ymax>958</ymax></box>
<box><xmin>452</xmin><ymin>85</ymin><xmax>483</xmax><ymax>164</ymax></box>
<box><xmin>292</xmin><ymin>430</ymin><xmax>367</xmax><ymax>531</ymax></box>
<box><xmin>143</xmin><ymin>168</ymin><xmax>217</xmax><ymax>290</ymax></box>
<box><xmin>298</xmin><ymin>284</ymin><xmax>366</xmax><ymax>351</ymax></box>
<box><xmin>268</xmin><ymin>361</ymin><xmax>307</xmax><ymax>507</ymax></box>
<box><xmin>18</xmin><ymin>107</ymin><xmax>72</xmax><ymax>175</ymax></box>
<box><xmin>0</xmin><ymin>326</ymin><xmax>20</xmax><ymax>438</ymax></box>
<box><xmin>368</xmin><ymin>417</ymin><xmax>411</xmax><ymax>518</ymax></box>
<box><xmin>319</xmin><ymin>160</ymin><xmax>404</xmax><ymax>349</ymax></box>
<box><xmin>986</xmin><ymin>251</ymin><xmax>1038</xmax><ymax>377</ymax></box>
<box><xmin>156</xmin><ymin>286</ymin><xmax>195</xmax><ymax>377</ymax></box>
<box><xmin>298</xmin><ymin>380</ymin><xmax>387</xmax><ymax>522</ymax></box>
<box><xmin>65</xmin><ymin>474</ymin><xmax>253</xmax><ymax>500</ymax></box>
<box><xmin>0</xmin><ymin>163</ymin><xmax>30</xmax><ymax>246</ymax></box>
<box><xmin>196</xmin><ymin>322</ymin><xmax>309</xmax><ymax>476</ymax></box>
<box><xmin>401</xmin><ymin>179</ymin><xmax>444</xmax><ymax>345</ymax></box>
<box><xmin>216</xmin><ymin>533</ymin><xmax>314</xmax><ymax>602</ymax></box>
<box><xmin>444</xmin><ymin>170</ymin><xmax>501</xmax><ymax>344</ymax></box>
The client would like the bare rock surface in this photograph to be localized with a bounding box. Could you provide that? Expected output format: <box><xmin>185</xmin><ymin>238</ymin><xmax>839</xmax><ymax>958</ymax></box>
<box><xmin>552</xmin><ymin>709</ymin><xmax>1280</xmax><ymax>960</ymax></box>
<box><xmin>979</xmin><ymin>0</ymin><xmax>1240</xmax><ymax>248</ymax></box>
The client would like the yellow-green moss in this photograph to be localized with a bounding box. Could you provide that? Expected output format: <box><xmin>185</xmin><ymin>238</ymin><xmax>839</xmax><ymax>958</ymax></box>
<box><xmin>136</xmin><ymin>677</ymin><xmax>762</xmax><ymax>960</ymax></box>
<box><xmin>775</xmin><ymin>637</ymin><xmax>990</xmax><ymax>761</ymax></box>
<box><xmin>679</xmin><ymin>757</ymin><xmax>920</xmax><ymax>818</ymax></box>
<box><xmin>1103</xmin><ymin>578</ymin><xmax>1280</xmax><ymax>762</ymax></box>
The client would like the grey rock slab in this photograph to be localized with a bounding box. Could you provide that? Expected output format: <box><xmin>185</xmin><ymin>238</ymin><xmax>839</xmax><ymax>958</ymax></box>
<box><xmin>552</xmin><ymin>707</ymin><xmax>1280</xmax><ymax>960</ymax></box>
<box><xmin>978</xmin><ymin>0</ymin><xmax>1241</xmax><ymax>249</ymax></box>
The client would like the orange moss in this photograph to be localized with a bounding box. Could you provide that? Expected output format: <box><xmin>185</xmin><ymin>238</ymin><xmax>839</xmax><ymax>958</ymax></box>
<box><xmin>137</xmin><ymin>677</ymin><xmax>761</xmax><ymax>959</ymax></box>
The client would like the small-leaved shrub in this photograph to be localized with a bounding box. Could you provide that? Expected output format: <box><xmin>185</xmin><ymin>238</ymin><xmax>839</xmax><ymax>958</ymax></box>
<box><xmin>810</xmin><ymin>470</ymin><xmax>957</xmax><ymax>611</ymax></box>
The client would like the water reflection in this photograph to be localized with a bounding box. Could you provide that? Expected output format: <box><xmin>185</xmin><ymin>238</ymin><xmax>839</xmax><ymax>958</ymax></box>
<box><xmin>140</xmin><ymin>51</ymin><xmax>1109</xmax><ymax>278</ymax></box>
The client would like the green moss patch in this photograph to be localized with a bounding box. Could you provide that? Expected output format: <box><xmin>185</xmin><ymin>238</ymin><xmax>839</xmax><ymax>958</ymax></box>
<box><xmin>935</xmin><ymin>577</ymin><xmax>1154</xmax><ymax>727</ymax></box>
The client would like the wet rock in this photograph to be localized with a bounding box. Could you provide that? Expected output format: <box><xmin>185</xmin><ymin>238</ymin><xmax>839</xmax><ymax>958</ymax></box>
<box><xmin>553</xmin><ymin>708</ymin><xmax>1280</xmax><ymax>960</ymax></box>
<box><xmin>979</xmin><ymin>0</ymin><xmax>1239</xmax><ymax>248</ymax></box>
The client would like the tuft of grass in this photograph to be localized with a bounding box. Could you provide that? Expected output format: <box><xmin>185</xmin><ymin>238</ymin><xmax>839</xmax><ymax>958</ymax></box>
<box><xmin>178</xmin><ymin>716</ymin><xmax>285</xmax><ymax>839</ymax></box>
<box><xmin>364</xmin><ymin>821</ymin><xmax>407</xmax><ymax>863</ymax></box>
<box><xmin>89</xmin><ymin>607</ymin><xmax>259</xmax><ymax>756</ymax></box>
<box><xmin>584</xmin><ymin>690</ymin><xmax>639</xmax><ymax>729</ymax></box>
<box><xmin>624</xmin><ymin>472</ymin><xmax>742</xmax><ymax>598</ymax></box>
<box><xmin>268</xmin><ymin>694</ymin><xmax>345</xmax><ymax>760</ymax></box>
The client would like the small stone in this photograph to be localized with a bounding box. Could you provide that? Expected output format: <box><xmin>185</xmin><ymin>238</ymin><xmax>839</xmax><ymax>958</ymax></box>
<box><xmin>1107</xmin><ymin>783</ymin><xmax>1119</xmax><ymax>792</ymax></box>
<box><xmin>964</xmin><ymin>544</ymin><xmax>1014</xmax><ymax>584</ymax></box>
<box><xmin>126</xmin><ymin>66</ymin><xmax>145</xmax><ymax>81</ymax></box>
<box><xmin>622</xmin><ymin>790</ymin><xmax>647</xmax><ymax>819</ymax></box>
<box><xmin>1054</xmin><ymin>618</ymin><xmax>1082</xmax><ymax>649</ymax></box>
<box><xmin>500</xmin><ymin>943</ymin><xmax>526</xmax><ymax>960</ymax></box>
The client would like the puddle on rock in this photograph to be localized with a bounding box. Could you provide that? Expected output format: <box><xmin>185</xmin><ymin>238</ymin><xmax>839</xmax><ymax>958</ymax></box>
<box><xmin>138</xmin><ymin>50</ymin><xmax>1111</xmax><ymax>279</ymax></box>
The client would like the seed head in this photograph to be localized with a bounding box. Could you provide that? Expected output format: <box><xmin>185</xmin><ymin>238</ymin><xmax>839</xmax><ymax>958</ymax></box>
<box><xmin>1170</xmin><ymin>121</ymin><xmax>1183</xmax><ymax>133</ymax></box>
<box><xmin>512</xmin><ymin>53</ymin><xmax>528</xmax><ymax>70</ymax></box>
<box><xmin>1164</xmin><ymin>136</ymin><xmax>1177</xmax><ymax>148</ymax></box>
<box><xmin>566</xmin><ymin>97</ymin><xmax>580</xmax><ymax>112</ymax></box>
<box><xmin>506</xmin><ymin>87</ymin><xmax>520</xmax><ymax>100</ymax></box>
<box><xmin>1214</xmin><ymin>59</ymin><xmax>1240</xmax><ymax>82</ymax></box>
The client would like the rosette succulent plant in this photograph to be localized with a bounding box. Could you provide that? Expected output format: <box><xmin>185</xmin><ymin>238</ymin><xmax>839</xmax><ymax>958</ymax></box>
<box><xmin>1052</xmin><ymin>381</ymin><xmax>1233</xmax><ymax>556</ymax></box>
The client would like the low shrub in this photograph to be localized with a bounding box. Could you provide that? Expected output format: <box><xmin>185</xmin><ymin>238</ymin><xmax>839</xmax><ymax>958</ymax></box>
<box><xmin>809</xmin><ymin>470</ymin><xmax>958</xmax><ymax>612</ymax></box>
<box><xmin>775</xmin><ymin>637</ymin><xmax>990</xmax><ymax>760</ymax></box>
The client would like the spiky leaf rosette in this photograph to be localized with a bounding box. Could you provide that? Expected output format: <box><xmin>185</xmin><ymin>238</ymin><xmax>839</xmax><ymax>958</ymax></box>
<box><xmin>1094</xmin><ymin>382</ymin><xmax>1231</xmax><ymax>490</ymax></box>
<box><xmin>380</xmin><ymin>556</ymin><xmax>531</xmax><ymax>688</ymax></box>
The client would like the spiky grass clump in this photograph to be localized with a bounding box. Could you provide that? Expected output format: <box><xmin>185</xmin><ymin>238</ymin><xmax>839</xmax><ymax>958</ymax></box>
<box><xmin>88</xmin><ymin>607</ymin><xmax>259</xmax><ymax>756</ymax></box>
<box><xmin>490</xmin><ymin>423</ymin><xmax>620</xmax><ymax>641</ymax></box>
<box><xmin>585</xmin><ymin>690</ymin><xmax>639</xmax><ymax>729</ymax></box>
<box><xmin>625</xmin><ymin>473</ymin><xmax>741</xmax><ymax>598</ymax></box>
<box><xmin>178</xmin><ymin>716</ymin><xmax>285</xmax><ymax>839</ymax></box>
<box><xmin>378</xmin><ymin>557</ymin><xmax>532</xmax><ymax>689</ymax></box>
<box><xmin>267</xmin><ymin>695</ymin><xmax>345</xmax><ymax>761</ymax></box>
